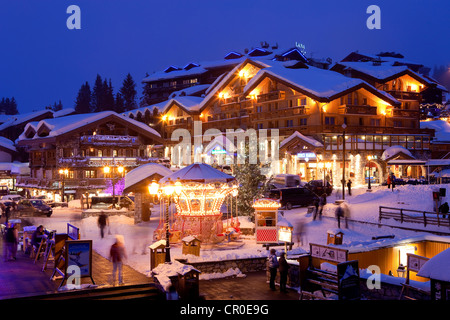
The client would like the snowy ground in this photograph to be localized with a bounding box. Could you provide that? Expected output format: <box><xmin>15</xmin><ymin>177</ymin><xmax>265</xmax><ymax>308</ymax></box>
<box><xmin>26</xmin><ymin>183</ymin><xmax>450</xmax><ymax>281</ymax></box>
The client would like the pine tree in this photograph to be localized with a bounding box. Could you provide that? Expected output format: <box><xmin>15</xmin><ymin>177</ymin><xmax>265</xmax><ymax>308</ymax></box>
<box><xmin>7</xmin><ymin>97</ymin><xmax>18</xmax><ymax>115</ymax></box>
<box><xmin>104</xmin><ymin>79</ymin><xmax>115</xmax><ymax>111</ymax></box>
<box><xmin>114</xmin><ymin>92</ymin><xmax>125</xmax><ymax>113</ymax></box>
<box><xmin>233</xmin><ymin>144</ymin><xmax>268</xmax><ymax>218</ymax></box>
<box><xmin>120</xmin><ymin>73</ymin><xmax>137</xmax><ymax>111</ymax></box>
<box><xmin>91</xmin><ymin>74</ymin><xmax>105</xmax><ymax>112</ymax></box>
<box><xmin>74</xmin><ymin>82</ymin><xmax>92</xmax><ymax>114</ymax></box>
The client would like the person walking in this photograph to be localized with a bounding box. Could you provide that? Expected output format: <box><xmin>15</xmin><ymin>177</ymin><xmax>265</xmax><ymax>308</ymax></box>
<box><xmin>314</xmin><ymin>193</ymin><xmax>327</xmax><ymax>221</ymax></box>
<box><xmin>347</xmin><ymin>179</ymin><xmax>352</xmax><ymax>196</ymax></box>
<box><xmin>3</xmin><ymin>223</ymin><xmax>18</xmax><ymax>261</ymax></box>
<box><xmin>278</xmin><ymin>252</ymin><xmax>290</xmax><ymax>293</ymax></box>
<box><xmin>267</xmin><ymin>249</ymin><xmax>279</xmax><ymax>291</ymax></box>
<box><xmin>98</xmin><ymin>213</ymin><xmax>109</xmax><ymax>238</ymax></box>
<box><xmin>109</xmin><ymin>235</ymin><xmax>127</xmax><ymax>286</ymax></box>
<box><xmin>386</xmin><ymin>174</ymin><xmax>391</xmax><ymax>189</ymax></box>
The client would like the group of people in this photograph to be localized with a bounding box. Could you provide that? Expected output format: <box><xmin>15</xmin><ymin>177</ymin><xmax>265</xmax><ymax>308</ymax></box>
<box><xmin>267</xmin><ymin>248</ymin><xmax>290</xmax><ymax>293</ymax></box>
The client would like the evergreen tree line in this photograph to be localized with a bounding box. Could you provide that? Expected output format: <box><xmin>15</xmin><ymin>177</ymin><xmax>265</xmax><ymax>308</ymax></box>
<box><xmin>74</xmin><ymin>73</ymin><xmax>138</xmax><ymax>114</ymax></box>
<box><xmin>0</xmin><ymin>97</ymin><xmax>19</xmax><ymax>115</ymax></box>
<box><xmin>433</xmin><ymin>64</ymin><xmax>450</xmax><ymax>92</ymax></box>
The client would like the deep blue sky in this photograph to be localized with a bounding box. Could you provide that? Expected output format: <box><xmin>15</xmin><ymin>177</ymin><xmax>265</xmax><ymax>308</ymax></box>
<box><xmin>0</xmin><ymin>0</ymin><xmax>449</xmax><ymax>114</ymax></box>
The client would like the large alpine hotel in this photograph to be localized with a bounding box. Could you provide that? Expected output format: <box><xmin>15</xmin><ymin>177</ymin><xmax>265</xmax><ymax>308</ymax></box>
<box><xmin>12</xmin><ymin>43</ymin><xmax>449</xmax><ymax>199</ymax></box>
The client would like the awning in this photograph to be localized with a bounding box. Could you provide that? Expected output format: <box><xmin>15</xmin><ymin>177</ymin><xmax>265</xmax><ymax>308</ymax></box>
<box><xmin>387</xmin><ymin>160</ymin><xmax>426</xmax><ymax>165</ymax></box>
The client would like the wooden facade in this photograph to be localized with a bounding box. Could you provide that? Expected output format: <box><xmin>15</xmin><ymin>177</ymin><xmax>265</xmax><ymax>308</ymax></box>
<box><xmin>16</xmin><ymin>112</ymin><xmax>163</xmax><ymax>200</ymax></box>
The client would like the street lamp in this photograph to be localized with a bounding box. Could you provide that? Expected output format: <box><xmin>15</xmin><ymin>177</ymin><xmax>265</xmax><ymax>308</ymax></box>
<box><xmin>103</xmin><ymin>164</ymin><xmax>125</xmax><ymax>207</ymax></box>
<box><xmin>148</xmin><ymin>177</ymin><xmax>183</xmax><ymax>263</ymax></box>
<box><xmin>367</xmin><ymin>155</ymin><xmax>373</xmax><ymax>191</ymax></box>
<box><xmin>58</xmin><ymin>168</ymin><xmax>69</xmax><ymax>202</ymax></box>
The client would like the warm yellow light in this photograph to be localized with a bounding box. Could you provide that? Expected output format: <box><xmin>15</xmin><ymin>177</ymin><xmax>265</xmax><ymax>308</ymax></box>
<box><xmin>164</xmin><ymin>183</ymin><xmax>175</xmax><ymax>196</ymax></box>
<box><xmin>174</xmin><ymin>178</ymin><xmax>182</xmax><ymax>195</ymax></box>
<box><xmin>148</xmin><ymin>180</ymin><xmax>159</xmax><ymax>195</ymax></box>
<box><xmin>118</xmin><ymin>166</ymin><xmax>124</xmax><ymax>174</ymax></box>
<box><xmin>199</xmin><ymin>113</ymin><xmax>204</xmax><ymax>118</ymax></box>
<box><xmin>368</xmin><ymin>155</ymin><xmax>372</xmax><ymax>161</ymax></box>
<box><xmin>103</xmin><ymin>166</ymin><xmax>111</xmax><ymax>174</ymax></box>
<box><xmin>162</xmin><ymin>115</ymin><xmax>167</xmax><ymax>121</ymax></box>
<box><xmin>59</xmin><ymin>168</ymin><xmax>68</xmax><ymax>175</ymax></box>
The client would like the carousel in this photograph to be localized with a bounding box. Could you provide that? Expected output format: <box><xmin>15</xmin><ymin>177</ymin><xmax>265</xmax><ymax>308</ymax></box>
<box><xmin>151</xmin><ymin>163</ymin><xmax>239</xmax><ymax>244</ymax></box>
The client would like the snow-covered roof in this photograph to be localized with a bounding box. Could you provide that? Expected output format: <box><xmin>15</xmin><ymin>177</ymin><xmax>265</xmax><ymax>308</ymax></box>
<box><xmin>160</xmin><ymin>163</ymin><xmax>235</xmax><ymax>183</ymax></box>
<box><xmin>381</xmin><ymin>145</ymin><xmax>414</xmax><ymax>161</ymax></box>
<box><xmin>0</xmin><ymin>136</ymin><xmax>16</xmax><ymax>153</ymax></box>
<box><xmin>168</xmin><ymin>84</ymin><xmax>210</xmax><ymax>98</ymax></box>
<box><xmin>124</xmin><ymin>163</ymin><xmax>173</xmax><ymax>191</ymax></box>
<box><xmin>417</xmin><ymin>248</ymin><xmax>450</xmax><ymax>282</ymax></box>
<box><xmin>152</xmin><ymin>260</ymin><xmax>200</xmax><ymax>291</ymax></box>
<box><xmin>0</xmin><ymin>110</ymin><xmax>52</xmax><ymax>132</ymax></box>
<box><xmin>280</xmin><ymin>131</ymin><xmax>323</xmax><ymax>148</ymax></box>
<box><xmin>420</xmin><ymin>120</ymin><xmax>450</xmax><ymax>142</ymax></box>
<box><xmin>17</xmin><ymin>111</ymin><xmax>161</xmax><ymax>142</ymax></box>
<box><xmin>244</xmin><ymin>63</ymin><xmax>399</xmax><ymax>105</ymax></box>
<box><xmin>204</xmin><ymin>134</ymin><xmax>237</xmax><ymax>155</ymax></box>
<box><xmin>335</xmin><ymin>61</ymin><xmax>410</xmax><ymax>80</ymax></box>
<box><xmin>0</xmin><ymin>162</ymin><xmax>29</xmax><ymax>175</ymax></box>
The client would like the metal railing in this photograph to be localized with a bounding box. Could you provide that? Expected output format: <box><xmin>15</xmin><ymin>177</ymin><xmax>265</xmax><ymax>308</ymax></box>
<box><xmin>379</xmin><ymin>206</ymin><xmax>450</xmax><ymax>228</ymax></box>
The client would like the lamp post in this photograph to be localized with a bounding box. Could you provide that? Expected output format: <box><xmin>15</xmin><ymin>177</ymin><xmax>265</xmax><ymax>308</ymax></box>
<box><xmin>342</xmin><ymin>123</ymin><xmax>347</xmax><ymax>200</ymax></box>
<box><xmin>58</xmin><ymin>168</ymin><xmax>68</xmax><ymax>202</ymax></box>
<box><xmin>367</xmin><ymin>155</ymin><xmax>372</xmax><ymax>191</ymax></box>
<box><xmin>149</xmin><ymin>177</ymin><xmax>182</xmax><ymax>263</ymax></box>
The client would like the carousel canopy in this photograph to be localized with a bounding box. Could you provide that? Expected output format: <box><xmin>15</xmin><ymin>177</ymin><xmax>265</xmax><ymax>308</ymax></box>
<box><xmin>160</xmin><ymin>163</ymin><xmax>235</xmax><ymax>184</ymax></box>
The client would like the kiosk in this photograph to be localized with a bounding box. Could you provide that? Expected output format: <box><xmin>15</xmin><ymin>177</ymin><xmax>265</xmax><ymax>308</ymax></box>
<box><xmin>253</xmin><ymin>198</ymin><xmax>281</xmax><ymax>244</ymax></box>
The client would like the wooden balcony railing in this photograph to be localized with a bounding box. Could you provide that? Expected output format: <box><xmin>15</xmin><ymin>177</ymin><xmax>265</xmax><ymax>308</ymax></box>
<box><xmin>257</xmin><ymin>91</ymin><xmax>286</xmax><ymax>103</ymax></box>
<box><xmin>386</xmin><ymin>90</ymin><xmax>421</xmax><ymax>101</ymax></box>
<box><xmin>338</xmin><ymin>104</ymin><xmax>378</xmax><ymax>115</ymax></box>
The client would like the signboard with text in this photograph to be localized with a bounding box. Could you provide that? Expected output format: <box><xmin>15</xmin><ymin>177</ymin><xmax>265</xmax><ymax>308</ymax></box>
<box><xmin>310</xmin><ymin>243</ymin><xmax>348</xmax><ymax>263</ymax></box>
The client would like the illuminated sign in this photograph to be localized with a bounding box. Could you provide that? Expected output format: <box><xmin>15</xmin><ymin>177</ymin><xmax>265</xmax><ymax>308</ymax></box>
<box><xmin>297</xmin><ymin>152</ymin><xmax>316</xmax><ymax>159</ymax></box>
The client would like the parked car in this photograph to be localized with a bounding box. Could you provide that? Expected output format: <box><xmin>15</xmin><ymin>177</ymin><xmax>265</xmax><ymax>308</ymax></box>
<box><xmin>16</xmin><ymin>199</ymin><xmax>52</xmax><ymax>217</ymax></box>
<box><xmin>305</xmin><ymin>180</ymin><xmax>333</xmax><ymax>196</ymax></box>
<box><xmin>266</xmin><ymin>187</ymin><xmax>319</xmax><ymax>210</ymax></box>
<box><xmin>2</xmin><ymin>194</ymin><xmax>23</xmax><ymax>202</ymax></box>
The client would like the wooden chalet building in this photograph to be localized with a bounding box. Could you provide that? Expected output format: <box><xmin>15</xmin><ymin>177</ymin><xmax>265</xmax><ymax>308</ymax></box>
<box><xmin>124</xmin><ymin>49</ymin><xmax>446</xmax><ymax>187</ymax></box>
<box><xmin>16</xmin><ymin>111</ymin><xmax>163</xmax><ymax>200</ymax></box>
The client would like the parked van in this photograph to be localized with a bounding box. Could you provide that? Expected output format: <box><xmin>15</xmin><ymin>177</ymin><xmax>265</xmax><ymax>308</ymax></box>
<box><xmin>267</xmin><ymin>187</ymin><xmax>318</xmax><ymax>210</ymax></box>
<box><xmin>271</xmin><ymin>174</ymin><xmax>303</xmax><ymax>188</ymax></box>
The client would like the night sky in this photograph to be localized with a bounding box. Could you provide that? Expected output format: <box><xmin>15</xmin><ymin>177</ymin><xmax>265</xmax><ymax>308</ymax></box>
<box><xmin>0</xmin><ymin>0</ymin><xmax>449</xmax><ymax>114</ymax></box>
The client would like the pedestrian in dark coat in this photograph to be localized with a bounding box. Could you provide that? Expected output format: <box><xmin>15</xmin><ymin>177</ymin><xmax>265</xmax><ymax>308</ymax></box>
<box><xmin>278</xmin><ymin>252</ymin><xmax>290</xmax><ymax>293</ymax></box>
<box><xmin>267</xmin><ymin>249</ymin><xmax>278</xmax><ymax>291</ymax></box>
<box><xmin>347</xmin><ymin>179</ymin><xmax>352</xmax><ymax>196</ymax></box>
<box><xmin>3</xmin><ymin>223</ymin><xmax>18</xmax><ymax>261</ymax></box>
<box><xmin>314</xmin><ymin>193</ymin><xmax>327</xmax><ymax>220</ymax></box>
<box><xmin>109</xmin><ymin>235</ymin><xmax>127</xmax><ymax>286</ymax></box>
<box><xmin>98</xmin><ymin>213</ymin><xmax>109</xmax><ymax>238</ymax></box>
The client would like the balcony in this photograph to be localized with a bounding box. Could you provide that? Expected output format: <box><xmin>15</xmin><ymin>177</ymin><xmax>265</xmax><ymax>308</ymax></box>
<box><xmin>257</xmin><ymin>90</ymin><xmax>286</xmax><ymax>103</ymax></box>
<box><xmin>386</xmin><ymin>90</ymin><xmax>421</xmax><ymax>101</ymax></box>
<box><xmin>338</xmin><ymin>104</ymin><xmax>377</xmax><ymax>115</ymax></box>
<box><xmin>80</xmin><ymin>135</ymin><xmax>140</xmax><ymax>146</ymax></box>
<box><xmin>391</xmin><ymin>109</ymin><xmax>419</xmax><ymax>118</ymax></box>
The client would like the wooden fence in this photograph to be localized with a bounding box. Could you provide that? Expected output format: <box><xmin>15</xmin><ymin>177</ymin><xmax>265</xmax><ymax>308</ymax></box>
<box><xmin>379</xmin><ymin>206</ymin><xmax>450</xmax><ymax>228</ymax></box>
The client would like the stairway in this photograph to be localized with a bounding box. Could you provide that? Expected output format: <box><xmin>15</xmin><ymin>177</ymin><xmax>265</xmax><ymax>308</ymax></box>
<box><xmin>11</xmin><ymin>283</ymin><xmax>165</xmax><ymax>300</ymax></box>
